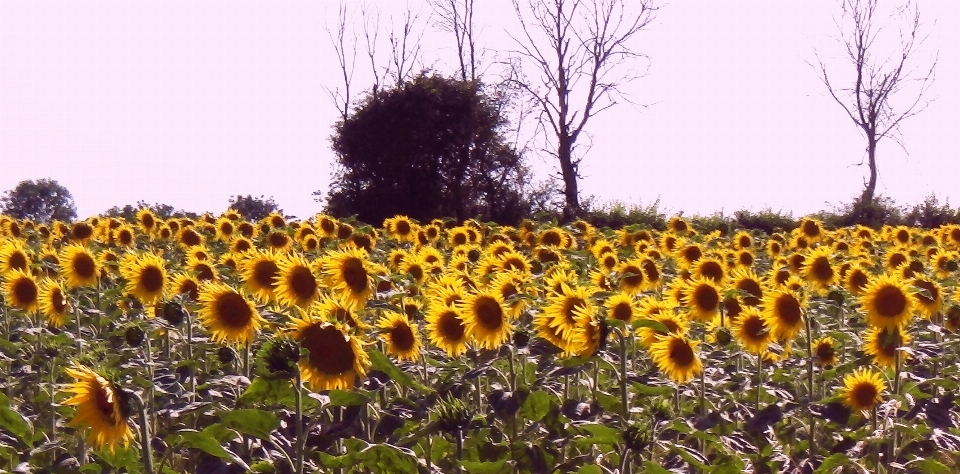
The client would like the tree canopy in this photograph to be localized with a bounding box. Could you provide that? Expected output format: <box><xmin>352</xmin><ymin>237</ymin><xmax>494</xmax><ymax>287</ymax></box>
<box><xmin>323</xmin><ymin>73</ymin><xmax>532</xmax><ymax>225</ymax></box>
<box><xmin>227</xmin><ymin>195</ymin><xmax>283</xmax><ymax>221</ymax></box>
<box><xmin>0</xmin><ymin>179</ymin><xmax>78</xmax><ymax>223</ymax></box>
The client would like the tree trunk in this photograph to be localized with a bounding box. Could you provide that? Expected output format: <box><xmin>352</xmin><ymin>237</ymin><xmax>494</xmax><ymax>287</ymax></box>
<box><xmin>860</xmin><ymin>135</ymin><xmax>878</xmax><ymax>205</ymax></box>
<box><xmin>558</xmin><ymin>134</ymin><xmax>581</xmax><ymax>218</ymax></box>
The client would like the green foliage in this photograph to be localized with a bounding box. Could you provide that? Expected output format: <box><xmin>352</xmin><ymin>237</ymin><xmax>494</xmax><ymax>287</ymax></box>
<box><xmin>324</xmin><ymin>73</ymin><xmax>532</xmax><ymax>225</ymax></box>
<box><xmin>580</xmin><ymin>197</ymin><xmax>667</xmax><ymax>230</ymax></box>
<box><xmin>227</xmin><ymin>194</ymin><xmax>283</xmax><ymax>221</ymax></box>
<box><xmin>101</xmin><ymin>201</ymin><xmax>198</xmax><ymax>221</ymax></box>
<box><xmin>0</xmin><ymin>178</ymin><xmax>77</xmax><ymax>223</ymax></box>
<box><xmin>733</xmin><ymin>208</ymin><xmax>799</xmax><ymax>234</ymax></box>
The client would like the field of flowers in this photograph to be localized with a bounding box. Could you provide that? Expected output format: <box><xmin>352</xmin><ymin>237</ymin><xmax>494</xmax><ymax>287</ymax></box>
<box><xmin>1</xmin><ymin>210</ymin><xmax>959</xmax><ymax>473</ymax></box>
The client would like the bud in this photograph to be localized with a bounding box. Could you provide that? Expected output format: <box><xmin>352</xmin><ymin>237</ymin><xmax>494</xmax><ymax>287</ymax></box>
<box><xmin>217</xmin><ymin>346</ymin><xmax>236</xmax><ymax>364</ymax></box>
<box><xmin>125</xmin><ymin>326</ymin><xmax>145</xmax><ymax>347</ymax></box>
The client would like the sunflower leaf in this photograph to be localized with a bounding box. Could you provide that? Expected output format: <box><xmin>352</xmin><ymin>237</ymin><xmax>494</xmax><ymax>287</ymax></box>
<box><xmin>328</xmin><ymin>389</ymin><xmax>372</xmax><ymax>407</ymax></box>
<box><xmin>368</xmin><ymin>348</ymin><xmax>432</xmax><ymax>394</ymax></box>
<box><xmin>0</xmin><ymin>405</ymin><xmax>33</xmax><ymax>445</ymax></box>
<box><xmin>460</xmin><ymin>459</ymin><xmax>512</xmax><ymax>474</ymax></box>
<box><xmin>218</xmin><ymin>409</ymin><xmax>280</xmax><ymax>440</ymax></box>
<box><xmin>518</xmin><ymin>390</ymin><xmax>551</xmax><ymax>422</ymax></box>
<box><xmin>632</xmin><ymin>319</ymin><xmax>671</xmax><ymax>334</ymax></box>
<box><xmin>170</xmin><ymin>429</ymin><xmax>250</xmax><ymax>470</ymax></box>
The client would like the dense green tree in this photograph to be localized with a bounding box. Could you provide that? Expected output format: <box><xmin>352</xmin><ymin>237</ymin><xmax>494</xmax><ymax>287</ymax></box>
<box><xmin>102</xmin><ymin>201</ymin><xmax>198</xmax><ymax>222</ymax></box>
<box><xmin>227</xmin><ymin>195</ymin><xmax>283</xmax><ymax>221</ymax></box>
<box><xmin>323</xmin><ymin>74</ymin><xmax>532</xmax><ymax>225</ymax></box>
<box><xmin>0</xmin><ymin>179</ymin><xmax>78</xmax><ymax>223</ymax></box>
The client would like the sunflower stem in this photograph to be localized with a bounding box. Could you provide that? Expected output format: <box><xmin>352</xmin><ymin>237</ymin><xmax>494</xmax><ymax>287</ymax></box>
<box><xmin>185</xmin><ymin>310</ymin><xmax>195</xmax><ymax>402</ymax></box>
<box><xmin>455</xmin><ymin>428</ymin><xmax>464</xmax><ymax>473</ymax></box>
<box><xmin>295</xmin><ymin>369</ymin><xmax>304</xmax><ymax>474</ymax></box>
<box><xmin>507</xmin><ymin>346</ymin><xmax>516</xmax><ymax>392</ymax></box>
<box><xmin>134</xmin><ymin>392</ymin><xmax>155</xmax><ymax>474</ymax></box>
<box><xmin>619</xmin><ymin>329</ymin><xmax>629</xmax><ymax>417</ymax></box>
<box><xmin>698</xmin><ymin>364</ymin><xmax>706</xmax><ymax>416</ymax></box>
<box><xmin>620</xmin><ymin>448</ymin><xmax>632</xmax><ymax>474</ymax></box>
<box><xmin>805</xmin><ymin>310</ymin><xmax>817</xmax><ymax>466</ymax></box>
<box><xmin>243</xmin><ymin>340</ymin><xmax>251</xmax><ymax>379</ymax></box>
<box><xmin>143</xmin><ymin>325</ymin><xmax>156</xmax><ymax>434</ymax></box>
<box><xmin>756</xmin><ymin>353</ymin><xmax>762</xmax><ymax>411</ymax></box>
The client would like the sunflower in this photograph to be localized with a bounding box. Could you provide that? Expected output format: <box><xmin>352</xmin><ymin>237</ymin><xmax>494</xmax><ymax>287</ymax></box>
<box><xmin>761</xmin><ymin>288</ymin><xmax>806</xmax><ymax>341</ymax></box>
<box><xmin>38</xmin><ymin>279</ymin><xmax>70</xmax><ymax>327</ymax></box>
<box><xmin>264</xmin><ymin>230</ymin><xmax>292</xmax><ymax>252</ymax></box>
<box><xmin>240</xmin><ymin>249</ymin><xmax>282</xmax><ymax>303</ymax></box>
<box><xmin>605</xmin><ymin>292</ymin><xmax>638</xmax><ymax>324</ymax></box>
<box><xmin>385</xmin><ymin>215</ymin><xmax>418</xmax><ymax>242</ymax></box>
<box><xmin>497</xmin><ymin>250</ymin><xmax>531</xmax><ymax>275</ymax></box>
<box><xmin>0</xmin><ymin>240</ymin><xmax>31</xmax><ymax>273</ymax></box>
<box><xmin>944</xmin><ymin>305</ymin><xmax>960</xmax><ymax>332</ymax></box>
<box><xmin>858</xmin><ymin>273</ymin><xmax>914</xmax><ymax>330</ymax></box>
<box><xmin>616</xmin><ymin>260</ymin><xmax>646</xmax><ymax>295</ymax></box>
<box><xmin>650</xmin><ymin>335</ymin><xmax>702</xmax><ymax>384</ymax></box>
<box><xmin>197</xmin><ymin>282</ymin><xmax>264</xmax><ymax>345</ymax></box>
<box><xmin>682</xmin><ymin>277</ymin><xmax>721</xmax><ymax>322</ymax></box>
<box><xmin>274</xmin><ymin>253</ymin><xmax>320</xmax><ymax>309</ymax></box>
<box><xmin>490</xmin><ymin>272</ymin><xmax>533</xmax><ymax>319</ymax></box>
<box><xmin>62</xmin><ymin>365</ymin><xmax>135</xmax><ymax>452</ymax></box>
<box><xmin>542</xmin><ymin>284</ymin><xmax>596</xmax><ymax>341</ymax></box>
<box><xmin>676</xmin><ymin>242</ymin><xmax>703</xmax><ymax>267</ymax></box>
<box><xmin>733</xmin><ymin>231</ymin><xmax>754</xmax><ymax>251</ymax></box>
<box><xmin>69</xmin><ymin>221</ymin><xmax>95</xmax><ymax>244</ymax></box>
<box><xmin>113</xmin><ymin>225</ymin><xmax>136</xmax><ymax>248</ymax></box>
<box><xmin>730</xmin><ymin>268</ymin><xmax>765</xmax><ymax>307</ymax></box>
<box><xmin>812</xmin><ymin>337</ymin><xmax>837</xmax><ymax>368</ymax></box>
<box><xmin>290</xmin><ymin>316</ymin><xmax>369</xmax><ymax>391</ymax></box>
<box><xmin>640</xmin><ymin>257</ymin><xmax>662</xmax><ymax>290</ymax></box>
<box><xmin>377</xmin><ymin>311</ymin><xmax>421</xmax><ymax>361</ymax></box>
<box><xmin>766</xmin><ymin>239</ymin><xmax>783</xmax><ymax>258</ymax></box>
<box><xmin>911</xmin><ymin>276</ymin><xmax>943</xmax><ymax>320</ymax></box>
<box><xmin>839</xmin><ymin>367</ymin><xmax>886</xmax><ymax>414</ymax></box>
<box><xmin>636</xmin><ymin>303</ymin><xmax>687</xmax><ymax>347</ymax></box>
<box><xmin>425</xmin><ymin>304</ymin><xmax>470</xmax><ymax>357</ymax></box>
<box><xmin>732</xmin><ymin>307</ymin><xmax>772</xmax><ymax>355</ymax></box>
<box><xmin>844</xmin><ymin>264</ymin><xmax>871</xmax><ymax>296</ymax></box>
<box><xmin>692</xmin><ymin>256</ymin><xmax>726</xmax><ymax>283</ymax></box>
<box><xmin>863</xmin><ymin>326</ymin><xmax>911</xmax><ymax>368</ymax></box>
<box><xmin>322</xmin><ymin>247</ymin><xmax>375</xmax><ymax>309</ymax></box>
<box><xmin>171</xmin><ymin>273</ymin><xmax>200</xmax><ymax>301</ymax></box>
<box><xmin>400</xmin><ymin>254</ymin><xmax>429</xmax><ymax>285</ymax></box>
<box><xmin>802</xmin><ymin>246</ymin><xmax>837</xmax><ymax>295</ymax></box>
<box><xmin>596</xmin><ymin>252</ymin><xmax>619</xmax><ymax>273</ymax></box>
<box><xmin>2</xmin><ymin>269</ymin><xmax>40</xmax><ymax>313</ymax></box>
<box><xmin>119</xmin><ymin>253</ymin><xmax>167</xmax><ymax>305</ymax></box>
<box><xmin>136</xmin><ymin>208</ymin><xmax>158</xmax><ymax>235</ymax></box>
<box><xmin>55</xmin><ymin>244</ymin><xmax>99</xmax><ymax>289</ymax></box>
<box><xmin>459</xmin><ymin>289</ymin><xmax>512</xmax><ymax>350</ymax></box>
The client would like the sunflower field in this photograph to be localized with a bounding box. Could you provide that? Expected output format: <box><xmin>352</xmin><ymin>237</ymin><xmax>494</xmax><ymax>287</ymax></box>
<box><xmin>1</xmin><ymin>210</ymin><xmax>960</xmax><ymax>473</ymax></box>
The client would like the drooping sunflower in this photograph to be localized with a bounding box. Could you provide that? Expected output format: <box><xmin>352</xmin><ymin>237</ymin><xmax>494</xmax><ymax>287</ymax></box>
<box><xmin>858</xmin><ymin>273</ymin><xmax>915</xmax><ymax>330</ymax></box>
<box><xmin>761</xmin><ymin>288</ymin><xmax>806</xmax><ymax>341</ymax></box>
<box><xmin>863</xmin><ymin>326</ymin><xmax>911</xmax><ymax>368</ymax></box>
<box><xmin>377</xmin><ymin>311</ymin><xmax>421</xmax><ymax>361</ymax></box>
<box><xmin>732</xmin><ymin>307</ymin><xmax>773</xmax><ymax>355</ymax></box>
<box><xmin>322</xmin><ymin>247</ymin><xmax>375</xmax><ymax>308</ymax></box>
<box><xmin>38</xmin><ymin>278</ymin><xmax>70</xmax><ymax>327</ymax></box>
<box><xmin>2</xmin><ymin>269</ymin><xmax>40</xmax><ymax>313</ymax></box>
<box><xmin>58</xmin><ymin>244</ymin><xmax>100</xmax><ymax>289</ymax></box>
<box><xmin>290</xmin><ymin>316</ymin><xmax>369</xmax><ymax>391</ymax></box>
<box><xmin>839</xmin><ymin>367</ymin><xmax>886</xmax><ymax>414</ymax></box>
<box><xmin>62</xmin><ymin>365</ymin><xmax>135</xmax><ymax>452</ymax></box>
<box><xmin>240</xmin><ymin>249</ymin><xmax>282</xmax><ymax>303</ymax></box>
<box><xmin>650</xmin><ymin>335</ymin><xmax>702</xmax><ymax>384</ymax></box>
<box><xmin>682</xmin><ymin>277</ymin><xmax>721</xmax><ymax>322</ymax></box>
<box><xmin>459</xmin><ymin>289</ymin><xmax>512</xmax><ymax>350</ymax></box>
<box><xmin>274</xmin><ymin>253</ymin><xmax>320</xmax><ymax>309</ymax></box>
<box><xmin>119</xmin><ymin>253</ymin><xmax>167</xmax><ymax>305</ymax></box>
<box><xmin>197</xmin><ymin>282</ymin><xmax>264</xmax><ymax>345</ymax></box>
<box><xmin>425</xmin><ymin>303</ymin><xmax>470</xmax><ymax>357</ymax></box>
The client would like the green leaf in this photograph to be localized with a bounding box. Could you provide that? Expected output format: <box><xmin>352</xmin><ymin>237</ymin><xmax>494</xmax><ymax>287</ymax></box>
<box><xmin>219</xmin><ymin>409</ymin><xmax>280</xmax><ymax>440</ymax></box>
<box><xmin>357</xmin><ymin>442</ymin><xmax>419</xmax><ymax>473</ymax></box>
<box><xmin>460</xmin><ymin>459</ymin><xmax>511</xmax><ymax>473</ymax></box>
<box><xmin>907</xmin><ymin>458</ymin><xmax>953</xmax><ymax>474</ymax></box>
<box><xmin>576</xmin><ymin>465</ymin><xmax>603</xmax><ymax>474</ymax></box>
<box><xmin>518</xmin><ymin>390</ymin><xmax>551</xmax><ymax>423</ymax></box>
<box><xmin>171</xmin><ymin>430</ymin><xmax>250</xmax><ymax>470</ymax></box>
<box><xmin>368</xmin><ymin>348</ymin><xmax>432</xmax><ymax>393</ymax></box>
<box><xmin>239</xmin><ymin>377</ymin><xmax>317</xmax><ymax>410</ymax></box>
<box><xmin>0</xmin><ymin>406</ymin><xmax>33</xmax><ymax>444</ymax></box>
<box><xmin>575</xmin><ymin>423</ymin><xmax>622</xmax><ymax>445</ymax></box>
<box><xmin>632</xmin><ymin>318</ymin><xmax>671</xmax><ymax>334</ymax></box>
<box><xmin>815</xmin><ymin>453</ymin><xmax>852</xmax><ymax>474</ymax></box>
<box><xmin>328</xmin><ymin>389</ymin><xmax>372</xmax><ymax>407</ymax></box>
<box><xmin>641</xmin><ymin>461</ymin><xmax>672</xmax><ymax>474</ymax></box>
<box><xmin>631</xmin><ymin>383</ymin><xmax>673</xmax><ymax>396</ymax></box>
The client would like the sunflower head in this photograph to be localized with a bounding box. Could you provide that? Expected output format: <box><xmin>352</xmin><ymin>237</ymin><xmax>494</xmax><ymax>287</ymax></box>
<box><xmin>197</xmin><ymin>282</ymin><xmax>264</xmax><ymax>346</ymax></box>
<box><xmin>858</xmin><ymin>274</ymin><xmax>915</xmax><ymax>330</ymax></box>
<box><xmin>649</xmin><ymin>335</ymin><xmax>702</xmax><ymax>384</ymax></box>
<box><xmin>839</xmin><ymin>367</ymin><xmax>886</xmax><ymax>414</ymax></box>
<box><xmin>459</xmin><ymin>290</ymin><xmax>512</xmax><ymax>351</ymax></box>
<box><xmin>62</xmin><ymin>365</ymin><xmax>136</xmax><ymax>452</ymax></box>
<box><xmin>761</xmin><ymin>288</ymin><xmax>806</xmax><ymax>341</ymax></box>
<box><xmin>2</xmin><ymin>269</ymin><xmax>40</xmax><ymax>313</ymax></box>
<box><xmin>291</xmin><ymin>317</ymin><xmax>370</xmax><ymax>391</ymax></box>
<box><xmin>425</xmin><ymin>304</ymin><xmax>470</xmax><ymax>357</ymax></box>
<box><xmin>119</xmin><ymin>253</ymin><xmax>167</xmax><ymax>305</ymax></box>
<box><xmin>377</xmin><ymin>311</ymin><xmax>421</xmax><ymax>362</ymax></box>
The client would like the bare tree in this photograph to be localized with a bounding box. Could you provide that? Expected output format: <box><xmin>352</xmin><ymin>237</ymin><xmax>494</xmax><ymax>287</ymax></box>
<box><xmin>507</xmin><ymin>0</ymin><xmax>656</xmax><ymax>217</ymax></box>
<box><xmin>814</xmin><ymin>0</ymin><xmax>937</xmax><ymax>206</ymax></box>
<box><xmin>323</xmin><ymin>2</ymin><xmax>357</xmax><ymax>122</ymax></box>
<box><xmin>429</xmin><ymin>0</ymin><xmax>478</xmax><ymax>81</ymax></box>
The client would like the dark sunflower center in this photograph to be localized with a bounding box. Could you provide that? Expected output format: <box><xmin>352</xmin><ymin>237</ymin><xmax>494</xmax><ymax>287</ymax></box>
<box><xmin>390</xmin><ymin>322</ymin><xmax>416</xmax><ymax>351</ymax></box>
<box><xmin>118</xmin><ymin>230</ymin><xmax>133</xmax><ymax>245</ymax></box>
<box><xmin>724</xmin><ymin>296</ymin><xmax>742</xmax><ymax>321</ymax></box>
<box><xmin>135</xmin><ymin>265</ymin><xmax>163</xmax><ymax>293</ymax></box>
<box><xmin>874</xmin><ymin>285</ymin><xmax>908</xmax><ymax>318</ymax></box>
<box><xmin>9</xmin><ymin>252</ymin><xmax>27</xmax><ymax>270</ymax></box>
<box><xmin>181</xmin><ymin>229</ymin><xmax>202</xmax><ymax>247</ymax></box>
<box><xmin>407</xmin><ymin>264</ymin><xmax>424</xmax><ymax>281</ymax></box>
<box><xmin>439</xmin><ymin>310</ymin><xmax>465</xmax><ymax>341</ymax></box>
<box><xmin>802</xmin><ymin>221</ymin><xmax>819</xmax><ymax>238</ymax></box>
<box><xmin>320</xmin><ymin>219</ymin><xmax>336</xmax><ymax>234</ymax></box>
<box><xmin>268</xmin><ymin>232</ymin><xmax>289</xmax><ymax>248</ymax></box>
<box><xmin>914</xmin><ymin>280</ymin><xmax>938</xmax><ymax>305</ymax></box>
<box><xmin>661</xmin><ymin>319</ymin><xmax>680</xmax><ymax>334</ymax></box>
<box><xmin>849</xmin><ymin>271</ymin><xmax>869</xmax><ymax>292</ymax></box>
<box><xmin>72</xmin><ymin>223</ymin><xmax>93</xmax><ymax>240</ymax></box>
<box><xmin>775</xmin><ymin>294</ymin><xmax>802</xmax><ymax>326</ymax></box>
<box><xmin>501</xmin><ymin>283</ymin><xmax>518</xmax><ymax>300</ymax></box>
<box><xmin>301</xmin><ymin>324</ymin><xmax>355</xmax><ymax>375</ymax></box>
<box><xmin>396</xmin><ymin>221</ymin><xmax>411</xmax><ymax>235</ymax></box>
<box><xmin>668</xmin><ymin>338</ymin><xmax>695</xmax><ymax>367</ymax></box>
<box><xmin>739</xmin><ymin>235</ymin><xmax>752</xmax><ymax>248</ymax></box>
<box><xmin>179</xmin><ymin>280</ymin><xmax>200</xmax><ymax>300</ymax></box>
<box><xmin>537</xmin><ymin>248</ymin><xmax>559</xmax><ymax>263</ymax></box>
<box><xmin>341</xmin><ymin>258</ymin><xmax>369</xmax><ymax>293</ymax></box>
<box><xmin>601</xmin><ymin>255</ymin><xmax>617</xmax><ymax>270</ymax></box>
<box><xmin>612</xmin><ymin>302</ymin><xmax>632</xmax><ymax>322</ymax></box>
<box><xmin>642</xmin><ymin>260</ymin><xmax>660</xmax><ymax>282</ymax></box>
<box><xmin>141</xmin><ymin>214</ymin><xmax>155</xmax><ymax>229</ymax></box>
<box><xmin>288</xmin><ymin>266</ymin><xmax>317</xmax><ymax>299</ymax></box>
<box><xmin>220</xmin><ymin>222</ymin><xmax>234</xmax><ymax>235</ymax></box>
<box><xmin>738</xmin><ymin>252</ymin><xmax>754</xmax><ymax>266</ymax></box>
<box><xmin>541</xmin><ymin>231</ymin><xmax>562</xmax><ymax>247</ymax></box>
<box><xmin>215</xmin><ymin>292</ymin><xmax>253</xmax><ymax>329</ymax></box>
<box><xmin>742</xmin><ymin>316</ymin><xmax>766</xmax><ymax>341</ymax></box>
<box><xmin>50</xmin><ymin>287</ymin><xmax>67</xmax><ymax>312</ymax></box>
<box><xmin>562</xmin><ymin>297</ymin><xmax>587</xmax><ymax>324</ymax></box>
<box><xmin>889</xmin><ymin>253</ymin><xmax>907</xmax><ymax>268</ymax></box>
<box><xmin>73</xmin><ymin>254</ymin><xmax>97</xmax><ymax>279</ymax></box>
<box><xmin>94</xmin><ymin>384</ymin><xmax>117</xmax><ymax>420</ymax></box>
<box><xmin>474</xmin><ymin>296</ymin><xmax>504</xmax><ymax>330</ymax></box>
<box><xmin>737</xmin><ymin>279</ymin><xmax>762</xmax><ymax>306</ymax></box>
<box><xmin>851</xmin><ymin>382</ymin><xmax>878</xmax><ymax>409</ymax></box>
<box><xmin>238</xmin><ymin>222</ymin><xmax>255</xmax><ymax>238</ymax></box>
<box><xmin>253</xmin><ymin>260</ymin><xmax>280</xmax><ymax>289</ymax></box>
<box><xmin>621</xmin><ymin>265</ymin><xmax>644</xmax><ymax>289</ymax></box>
<box><xmin>682</xmin><ymin>246</ymin><xmax>702</xmax><ymax>263</ymax></box>
<box><xmin>195</xmin><ymin>263</ymin><xmax>215</xmax><ymax>281</ymax></box>
<box><xmin>810</xmin><ymin>257</ymin><xmax>833</xmax><ymax>282</ymax></box>
<box><xmin>816</xmin><ymin>342</ymin><xmax>835</xmax><ymax>360</ymax></box>
<box><xmin>503</xmin><ymin>257</ymin><xmax>526</xmax><ymax>272</ymax></box>
<box><xmin>692</xmin><ymin>285</ymin><xmax>719</xmax><ymax>311</ymax></box>
<box><xmin>698</xmin><ymin>261</ymin><xmax>724</xmax><ymax>282</ymax></box>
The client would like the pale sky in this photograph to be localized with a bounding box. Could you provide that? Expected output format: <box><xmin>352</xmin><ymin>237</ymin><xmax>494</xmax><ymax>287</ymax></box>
<box><xmin>1</xmin><ymin>1</ymin><xmax>957</xmax><ymax>221</ymax></box>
